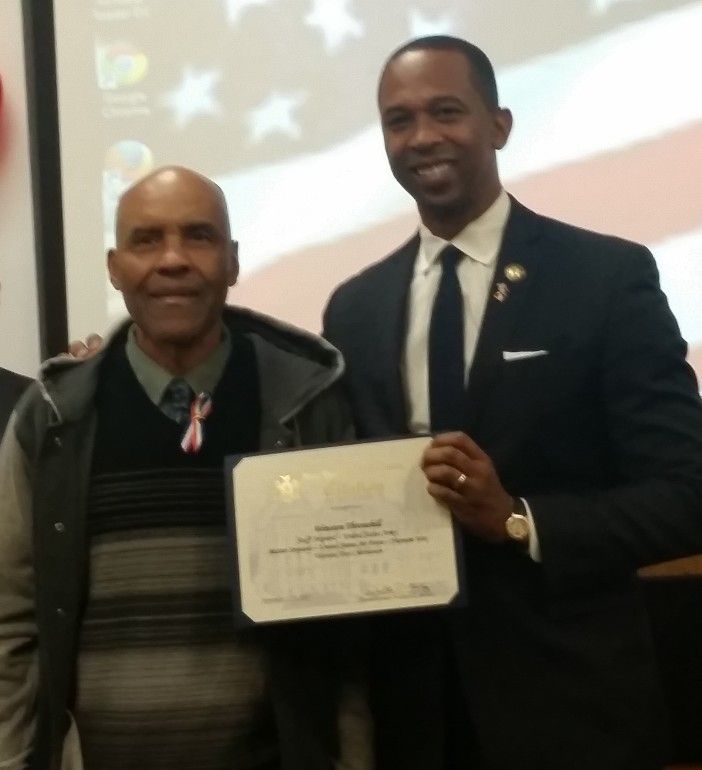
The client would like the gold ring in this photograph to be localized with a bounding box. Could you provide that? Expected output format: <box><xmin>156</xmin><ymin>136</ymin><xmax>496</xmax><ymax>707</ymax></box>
<box><xmin>456</xmin><ymin>473</ymin><xmax>467</xmax><ymax>488</ymax></box>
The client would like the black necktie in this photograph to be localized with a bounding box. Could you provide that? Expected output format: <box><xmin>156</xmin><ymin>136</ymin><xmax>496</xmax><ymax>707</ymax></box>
<box><xmin>160</xmin><ymin>378</ymin><xmax>194</xmax><ymax>425</ymax></box>
<box><xmin>428</xmin><ymin>244</ymin><xmax>465</xmax><ymax>432</ymax></box>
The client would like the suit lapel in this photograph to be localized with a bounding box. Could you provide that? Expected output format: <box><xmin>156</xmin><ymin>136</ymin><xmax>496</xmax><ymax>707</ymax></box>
<box><xmin>465</xmin><ymin>199</ymin><xmax>542</xmax><ymax>430</ymax></box>
<box><xmin>376</xmin><ymin>236</ymin><xmax>419</xmax><ymax>434</ymax></box>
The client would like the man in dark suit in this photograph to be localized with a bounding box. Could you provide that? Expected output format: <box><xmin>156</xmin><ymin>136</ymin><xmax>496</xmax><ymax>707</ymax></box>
<box><xmin>323</xmin><ymin>36</ymin><xmax>702</xmax><ymax>770</ymax></box>
<box><xmin>0</xmin><ymin>365</ymin><xmax>30</xmax><ymax>435</ymax></box>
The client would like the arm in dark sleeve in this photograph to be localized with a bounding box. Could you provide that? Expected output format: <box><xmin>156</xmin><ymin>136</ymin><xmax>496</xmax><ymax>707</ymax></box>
<box><xmin>0</xmin><ymin>413</ymin><xmax>38</xmax><ymax>768</ymax></box>
<box><xmin>529</xmin><ymin>245</ymin><xmax>702</xmax><ymax>590</ymax></box>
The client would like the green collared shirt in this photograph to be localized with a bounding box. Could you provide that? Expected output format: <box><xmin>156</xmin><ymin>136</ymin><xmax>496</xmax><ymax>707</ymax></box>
<box><xmin>125</xmin><ymin>325</ymin><xmax>232</xmax><ymax>412</ymax></box>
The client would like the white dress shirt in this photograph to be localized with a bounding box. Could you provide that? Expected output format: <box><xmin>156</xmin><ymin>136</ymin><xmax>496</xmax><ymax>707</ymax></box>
<box><xmin>401</xmin><ymin>189</ymin><xmax>541</xmax><ymax>560</ymax></box>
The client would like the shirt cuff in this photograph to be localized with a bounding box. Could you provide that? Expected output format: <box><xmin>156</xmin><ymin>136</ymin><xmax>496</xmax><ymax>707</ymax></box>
<box><xmin>521</xmin><ymin>497</ymin><xmax>541</xmax><ymax>562</ymax></box>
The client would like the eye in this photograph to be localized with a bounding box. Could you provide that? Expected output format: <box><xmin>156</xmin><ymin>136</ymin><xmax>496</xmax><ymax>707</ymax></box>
<box><xmin>434</xmin><ymin>105</ymin><xmax>463</xmax><ymax>121</ymax></box>
<box><xmin>383</xmin><ymin>113</ymin><xmax>411</xmax><ymax>131</ymax></box>
<box><xmin>186</xmin><ymin>226</ymin><xmax>217</xmax><ymax>243</ymax></box>
<box><xmin>130</xmin><ymin>230</ymin><xmax>160</xmax><ymax>247</ymax></box>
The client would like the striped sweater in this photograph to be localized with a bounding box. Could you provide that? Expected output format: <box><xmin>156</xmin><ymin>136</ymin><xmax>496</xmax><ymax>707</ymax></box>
<box><xmin>74</xmin><ymin>338</ymin><xmax>278</xmax><ymax>769</ymax></box>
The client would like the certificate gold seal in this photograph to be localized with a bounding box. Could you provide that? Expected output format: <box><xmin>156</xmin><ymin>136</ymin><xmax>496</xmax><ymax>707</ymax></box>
<box><xmin>275</xmin><ymin>474</ymin><xmax>300</xmax><ymax>502</ymax></box>
<box><xmin>504</xmin><ymin>263</ymin><xmax>526</xmax><ymax>282</ymax></box>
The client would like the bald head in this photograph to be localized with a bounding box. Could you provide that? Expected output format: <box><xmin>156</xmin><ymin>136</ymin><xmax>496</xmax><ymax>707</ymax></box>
<box><xmin>115</xmin><ymin>166</ymin><xmax>231</xmax><ymax>247</ymax></box>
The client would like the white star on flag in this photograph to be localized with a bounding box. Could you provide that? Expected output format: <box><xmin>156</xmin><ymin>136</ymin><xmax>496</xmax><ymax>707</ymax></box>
<box><xmin>409</xmin><ymin>9</ymin><xmax>455</xmax><ymax>38</ymax></box>
<box><xmin>304</xmin><ymin>0</ymin><xmax>364</xmax><ymax>54</ymax></box>
<box><xmin>223</xmin><ymin>0</ymin><xmax>275</xmax><ymax>25</ymax></box>
<box><xmin>162</xmin><ymin>67</ymin><xmax>222</xmax><ymax>128</ymax></box>
<box><xmin>247</xmin><ymin>92</ymin><xmax>307</xmax><ymax>143</ymax></box>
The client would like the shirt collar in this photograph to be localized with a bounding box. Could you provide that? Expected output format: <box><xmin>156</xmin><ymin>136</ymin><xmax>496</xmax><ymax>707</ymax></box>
<box><xmin>125</xmin><ymin>324</ymin><xmax>232</xmax><ymax>406</ymax></box>
<box><xmin>417</xmin><ymin>189</ymin><xmax>511</xmax><ymax>272</ymax></box>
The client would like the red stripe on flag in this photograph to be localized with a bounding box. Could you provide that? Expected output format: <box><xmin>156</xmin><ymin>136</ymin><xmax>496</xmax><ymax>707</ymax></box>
<box><xmin>234</xmin><ymin>122</ymin><xmax>701</xmax><ymax>342</ymax></box>
<box><xmin>509</xmin><ymin>122</ymin><xmax>702</xmax><ymax>244</ymax></box>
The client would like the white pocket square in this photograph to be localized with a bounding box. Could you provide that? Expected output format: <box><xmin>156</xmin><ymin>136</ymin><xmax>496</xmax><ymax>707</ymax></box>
<box><xmin>502</xmin><ymin>350</ymin><xmax>549</xmax><ymax>361</ymax></box>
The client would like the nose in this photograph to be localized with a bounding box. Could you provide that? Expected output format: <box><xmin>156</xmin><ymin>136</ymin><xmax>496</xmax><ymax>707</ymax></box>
<box><xmin>408</xmin><ymin>114</ymin><xmax>441</xmax><ymax>151</ymax></box>
<box><xmin>156</xmin><ymin>237</ymin><xmax>190</xmax><ymax>273</ymax></box>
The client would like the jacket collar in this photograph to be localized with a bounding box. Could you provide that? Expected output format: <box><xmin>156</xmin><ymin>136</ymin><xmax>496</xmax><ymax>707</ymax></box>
<box><xmin>38</xmin><ymin>305</ymin><xmax>345</xmax><ymax>428</ymax></box>
<box><xmin>375</xmin><ymin>197</ymin><xmax>543</xmax><ymax>435</ymax></box>
<box><xmin>371</xmin><ymin>234</ymin><xmax>420</xmax><ymax>434</ymax></box>
<box><xmin>464</xmin><ymin>196</ymin><xmax>543</xmax><ymax>430</ymax></box>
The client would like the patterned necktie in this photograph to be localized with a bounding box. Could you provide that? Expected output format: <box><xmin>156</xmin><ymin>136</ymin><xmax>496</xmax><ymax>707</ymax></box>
<box><xmin>160</xmin><ymin>378</ymin><xmax>194</xmax><ymax>425</ymax></box>
<box><xmin>428</xmin><ymin>244</ymin><xmax>466</xmax><ymax>432</ymax></box>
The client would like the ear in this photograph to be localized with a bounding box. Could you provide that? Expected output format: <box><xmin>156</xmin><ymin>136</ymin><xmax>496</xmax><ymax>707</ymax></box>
<box><xmin>227</xmin><ymin>240</ymin><xmax>239</xmax><ymax>287</ymax></box>
<box><xmin>492</xmin><ymin>107</ymin><xmax>513</xmax><ymax>150</ymax></box>
<box><xmin>107</xmin><ymin>248</ymin><xmax>122</xmax><ymax>291</ymax></box>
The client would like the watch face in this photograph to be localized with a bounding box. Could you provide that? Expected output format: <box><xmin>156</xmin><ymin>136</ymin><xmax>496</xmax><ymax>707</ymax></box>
<box><xmin>506</xmin><ymin>514</ymin><xmax>530</xmax><ymax>543</ymax></box>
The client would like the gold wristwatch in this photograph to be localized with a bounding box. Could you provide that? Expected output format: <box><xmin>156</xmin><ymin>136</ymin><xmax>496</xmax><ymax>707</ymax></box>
<box><xmin>505</xmin><ymin>498</ymin><xmax>530</xmax><ymax>547</ymax></box>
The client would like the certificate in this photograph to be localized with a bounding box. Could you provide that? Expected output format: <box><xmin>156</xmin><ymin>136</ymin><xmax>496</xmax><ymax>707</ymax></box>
<box><xmin>226</xmin><ymin>436</ymin><xmax>463</xmax><ymax>624</ymax></box>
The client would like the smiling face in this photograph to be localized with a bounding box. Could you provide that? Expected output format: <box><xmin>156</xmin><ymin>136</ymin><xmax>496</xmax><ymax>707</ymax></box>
<box><xmin>108</xmin><ymin>167</ymin><xmax>238</xmax><ymax>367</ymax></box>
<box><xmin>379</xmin><ymin>47</ymin><xmax>512</xmax><ymax>239</ymax></box>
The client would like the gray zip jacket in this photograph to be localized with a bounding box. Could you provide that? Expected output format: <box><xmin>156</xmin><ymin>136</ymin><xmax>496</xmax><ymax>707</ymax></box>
<box><xmin>0</xmin><ymin>306</ymin><xmax>370</xmax><ymax>770</ymax></box>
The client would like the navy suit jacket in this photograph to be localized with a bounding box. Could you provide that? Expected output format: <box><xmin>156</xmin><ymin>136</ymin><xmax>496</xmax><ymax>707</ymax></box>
<box><xmin>0</xmin><ymin>366</ymin><xmax>30</xmax><ymax>437</ymax></box>
<box><xmin>323</xmin><ymin>199</ymin><xmax>702</xmax><ymax>770</ymax></box>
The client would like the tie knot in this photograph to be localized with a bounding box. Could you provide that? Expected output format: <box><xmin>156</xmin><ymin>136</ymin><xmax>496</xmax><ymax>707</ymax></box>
<box><xmin>161</xmin><ymin>378</ymin><xmax>194</xmax><ymax>424</ymax></box>
<box><xmin>439</xmin><ymin>244</ymin><xmax>463</xmax><ymax>270</ymax></box>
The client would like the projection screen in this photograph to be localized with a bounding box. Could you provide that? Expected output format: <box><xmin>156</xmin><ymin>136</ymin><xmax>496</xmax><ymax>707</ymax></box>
<box><xmin>53</xmin><ymin>0</ymin><xmax>702</xmax><ymax>383</ymax></box>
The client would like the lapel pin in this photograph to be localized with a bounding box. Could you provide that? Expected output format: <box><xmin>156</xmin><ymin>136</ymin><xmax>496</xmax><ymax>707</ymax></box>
<box><xmin>493</xmin><ymin>282</ymin><xmax>510</xmax><ymax>302</ymax></box>
<box><xmin>504</xmin><ymin>263</ymin><xmax>527</xmax><ymax>282</ymax></box>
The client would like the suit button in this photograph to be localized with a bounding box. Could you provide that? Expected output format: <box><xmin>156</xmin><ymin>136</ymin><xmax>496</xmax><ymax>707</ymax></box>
<box><xmin>56</xmin><ymin>607</ymin><xmax>66</xmax><ymax>618</ymax></box>
<box><xmin>274</xmin><ymin>439</ymin><xmax>285</xmax><ymax>448</ymax></box>
<box><xmin>53</xmin><ymin>436</ymin><xmax>62</xmax><ymax>449</ymax></box>
<box><xmin>54</xmin><ymin>522</ymin><xmax>65</xmax><ymax>533</ymax></box>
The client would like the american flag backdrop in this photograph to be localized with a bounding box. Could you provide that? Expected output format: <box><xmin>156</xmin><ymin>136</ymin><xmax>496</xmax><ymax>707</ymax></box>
<box><xmin>53</xmin><ymin>0</ymin><xmax>702</xmax><ymax>382</ymax></box>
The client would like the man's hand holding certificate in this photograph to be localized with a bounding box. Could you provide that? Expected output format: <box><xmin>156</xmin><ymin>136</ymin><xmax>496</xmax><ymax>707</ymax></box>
<box><xmin>227</xmin><ymin>437</ymin><xmax>462</xmax><ymax>624</ymax></box>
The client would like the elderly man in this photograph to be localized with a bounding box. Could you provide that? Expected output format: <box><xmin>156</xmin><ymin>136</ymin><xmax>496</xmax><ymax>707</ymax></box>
<box><xmin>323</xmin><ymin>36</ymin><xmax>702</xmax><ymax>770</ymax></box>
<box><xmin>0</xmin><ymin>167</ymin><xmax>365</xmax><ymax>770</ymax></box>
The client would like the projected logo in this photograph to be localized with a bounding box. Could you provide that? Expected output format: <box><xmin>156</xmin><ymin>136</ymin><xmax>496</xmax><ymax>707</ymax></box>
<box><xmin>95</xmin><ymin>42</ymin><xmax>148</xmax><ymax>90</ymax></box>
